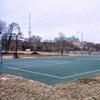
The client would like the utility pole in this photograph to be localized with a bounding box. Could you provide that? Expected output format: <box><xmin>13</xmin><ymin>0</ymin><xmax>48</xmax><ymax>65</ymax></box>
<box><xmin>80</xmin><ymin>33</ymin><xmax>83</xmax><ymax>54</ymax></box>
<box><xmin>0</xmin><ymin>34</ymin><xmax>3</xmax><ymax>67</ymax></box>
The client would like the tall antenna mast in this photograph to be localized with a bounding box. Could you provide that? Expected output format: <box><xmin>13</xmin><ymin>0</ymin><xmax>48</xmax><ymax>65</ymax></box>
<box><xmin>28</xmin><ymin>13</ymin><xmax>31</xmax><ymax>38</ymax></box>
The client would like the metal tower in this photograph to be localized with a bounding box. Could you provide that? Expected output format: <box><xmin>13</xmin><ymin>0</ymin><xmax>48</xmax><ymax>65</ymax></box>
<box><xmin>28</xmin><ymin>13</ymin><xmax>31</xmax><ymax>38</ymax></box>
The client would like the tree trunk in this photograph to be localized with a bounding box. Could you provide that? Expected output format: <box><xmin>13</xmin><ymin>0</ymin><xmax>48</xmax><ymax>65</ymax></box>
<box><xmin>5</xmin><ymin>34</ymin><xmax>12</xmax><ymax>53</ymax></box>
<box><xmin>14</xmin><ymin>35</ymin><xmax>19</xmax><ymax>58</ymax></box>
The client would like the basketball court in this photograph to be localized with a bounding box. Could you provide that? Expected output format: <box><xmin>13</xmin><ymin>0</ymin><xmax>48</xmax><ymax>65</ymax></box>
<box><xmin>1</xmin><ymin>55</ymin><xmax>100</xmax><ymax>84</ymax></box>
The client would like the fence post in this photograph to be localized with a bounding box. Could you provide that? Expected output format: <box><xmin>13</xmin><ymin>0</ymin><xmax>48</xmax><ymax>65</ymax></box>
<box><xmin>0</xmin><ymin>35</ymin><xmax>3</xmax><ymax>68</ymax></box>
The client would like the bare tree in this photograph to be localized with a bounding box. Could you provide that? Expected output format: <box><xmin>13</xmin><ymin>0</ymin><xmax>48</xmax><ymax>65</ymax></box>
<box><xmin>0</xmin><ymin>20</ymin><xmax>6</xmax><ymax>35</ymax></box>
<box><xmin>43</xmin><ymin>40</ymin><xmax>54</xmax><ymax>56</ymax></box>
<box><xmin>29</xmin><ymin>35</ymin><xmax>41</xmax><ymax>52</ymax></box>
<box><xmin>5</xmin><ymin>22</ymin><xmax>20</xmax><ymax>53</ymax></box>
<box><xmin>0</xmin><ymin>20</ymin><xmax>6</xmax><ymax>50</ymax></box>
<box><xmin>0</xmin><ymin>20</ymin><xmax>6</xmax><ymax>67</ymax></box>
<box><xmin>54</xmin><ymin>37</ymin><xmax>60</xmax><ymax>55</ymax></box>
<box><xmin>14</xmin><ymin>31</ymin><xmax>23</xmax><ymax>58</ymax></box>
<box><xmin>55</xmin><ymin>32</ymin><xmax>66</xmax><ymax>55</ymax></box>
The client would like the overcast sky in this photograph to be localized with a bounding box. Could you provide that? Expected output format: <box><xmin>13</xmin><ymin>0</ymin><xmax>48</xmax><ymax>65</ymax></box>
<box><xmin>0</xmin><ymin>0</ymin><xmax>100</xmax><ymax>43</ymax></box>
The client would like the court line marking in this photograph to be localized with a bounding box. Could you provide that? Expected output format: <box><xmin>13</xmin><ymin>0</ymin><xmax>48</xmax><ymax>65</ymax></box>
<box><xmin>4</xmin><ymin>66</ymin><xmax>100</xmax><ymax>79</ymax></box>
<box><xmin>4</xmin><ymin>60</ymin><xmax>59</xmax><ymax>63</ymax></box>
<box><xmin>4</xmin><ymin>61</ymin><xmax>70</xmax><ymax>68</ymax></box>
<box><xmin>61</xmin><ymin>69</ymin><xmax>100</xmax><ymax>79</ymax></box>
<box><xmin>77</xmin><ymin>58</ymin><xmax>100</xmax><ymax>61</ymax></box>
<box><xmin>4</xmin><ymin>61</ymin><xmax>69</xmax><ymax>65</ymax></box>
<box><xmin>4</xmin><ymin>66</ymin><xmax>62</xmax><ymax>79</ymax></box>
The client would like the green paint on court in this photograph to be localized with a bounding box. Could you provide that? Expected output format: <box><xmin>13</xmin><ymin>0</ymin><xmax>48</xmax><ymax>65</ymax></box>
<box><xmin>1</xmin><ymin>55</ymin><xmax>100</xmax><ymax>84</ymax></box>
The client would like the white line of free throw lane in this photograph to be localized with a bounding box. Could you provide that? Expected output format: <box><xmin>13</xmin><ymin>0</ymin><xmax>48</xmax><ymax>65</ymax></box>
<box><xmin>4</xmin><ymin>66</ymin><xmax>100</xmax><ymax>79</ymax></box>
<box><xmin>4</xmin><ymin>66</ymin><xmax>62</xmax><ymax>79</ymax></box>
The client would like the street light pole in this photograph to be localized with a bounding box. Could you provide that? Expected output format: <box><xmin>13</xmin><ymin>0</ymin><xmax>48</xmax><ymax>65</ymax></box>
<box><xmin>0</xmin><ymin>34</ymin><xmax>3</xmax><ymax>67</ymax></box>
<box><xmin>80</xmin><ymin>33</ymin><xmax>83</xmax><ymax>54</ymax></box>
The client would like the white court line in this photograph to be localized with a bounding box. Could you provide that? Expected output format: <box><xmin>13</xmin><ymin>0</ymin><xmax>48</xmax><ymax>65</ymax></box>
<box><xmin>77</xmin><ymin>58</ymin><xmax>100</xmax><ymax>61</ymax></box>
<box><xmin>61</xmin><ymin>69</ymin><xmax>100</xmax><ymax>79</ymax></box>
<box><xmin>4</xmin><ymin>61</ymin><xmax>70</xmax><ymax>69</ymax></box>
<box><xmin>4</xmin><ymin>61</ymin><xmax>69</xmax><ymax>65</ymax></box>
<box><xmin>4</xmin><ymin>66</ymin><xmax>62</xmax><ymax>79</ymax></box>
<box><xmin>4</xmin><ymin>66</ymin><xmax>100</xmax><ymax>79</ymax></box>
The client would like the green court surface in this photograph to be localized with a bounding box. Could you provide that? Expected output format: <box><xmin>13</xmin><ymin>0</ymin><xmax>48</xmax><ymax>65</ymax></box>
<box><xmin>1</xmin><ymin>55</ymin><xmax>100</xmax><ymax>84</ymax></box>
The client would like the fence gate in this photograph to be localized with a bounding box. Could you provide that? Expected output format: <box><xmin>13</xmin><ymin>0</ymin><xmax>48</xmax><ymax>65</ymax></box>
<box><xmin>0</xmin><ymin>35</ymin><xmax>2</xmax><ymax>67</ymax></box>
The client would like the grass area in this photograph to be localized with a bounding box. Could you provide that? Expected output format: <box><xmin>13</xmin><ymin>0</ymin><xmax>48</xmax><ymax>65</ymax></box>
<box><xmin>1</xmin><ymin>73</ymin><xmax>100</xmax><ymax>100</ymax></box>
<box><xmin>76</xmin><ymin>77</ymin><xmax>100</xmax><ymax>84</ymax></box>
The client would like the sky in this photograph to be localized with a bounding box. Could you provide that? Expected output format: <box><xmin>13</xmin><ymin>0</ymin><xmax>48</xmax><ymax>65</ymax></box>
<box><xmin>0</xmin><ymin>0</ymin><xmax>100</xmax><ymax>43</ymax></box>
